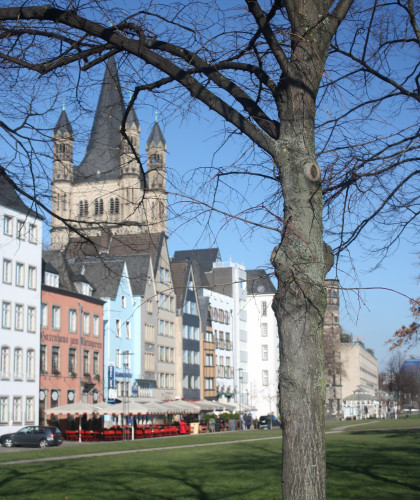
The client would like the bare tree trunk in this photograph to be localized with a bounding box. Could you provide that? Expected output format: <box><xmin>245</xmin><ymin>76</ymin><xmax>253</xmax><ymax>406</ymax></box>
<box><xmin>271</xmin><ymin>80</ymin><xmax>330</xmax><ymax>499</ymax></box>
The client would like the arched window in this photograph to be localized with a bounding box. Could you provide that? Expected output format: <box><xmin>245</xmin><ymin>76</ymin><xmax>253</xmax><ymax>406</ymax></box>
<box><xmin>94</xmin><ymin>198</ymin><xmax>104</xmax><ymax>216</ymax></box>
<box><xmin>56</xmin><ymin>194</ymin><xmax>60</xmax><ymax>211</ymax></box>
<box><xmin>109</xmin><ymin>198</ymin><xmax>119</xmax><ymax>215</ymax></box>
<box><xmin>62</xmin><ymin>194</ymin><xmax>66</xmax><ymax>211</ymax></box>
<box><xmin>79</xmin><ymin>200</ymin><xmax>88</xmax><ymax>217</ymax></box>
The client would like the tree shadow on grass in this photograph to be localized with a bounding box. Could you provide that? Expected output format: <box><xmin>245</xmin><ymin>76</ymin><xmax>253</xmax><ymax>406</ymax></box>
<box><xmin>326</xmin><ymin>430</ymin><xmax>420</xmax><ymax>498</ymax></box>
<box><xmin>0</xmin><ymin>441</ymin><xmax>283</xmax><ymax>499</ymax></box>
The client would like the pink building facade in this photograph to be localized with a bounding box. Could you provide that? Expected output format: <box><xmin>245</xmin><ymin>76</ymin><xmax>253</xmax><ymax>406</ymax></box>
<box><xmin>40</xmin><ymin>286</ymin><xmax>104</xmax><ymax>418</ymax></box>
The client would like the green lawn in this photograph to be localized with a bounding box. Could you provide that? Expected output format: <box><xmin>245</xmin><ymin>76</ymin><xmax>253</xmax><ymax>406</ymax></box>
<box><xmin>0</xmin><ymin>419</ymin><xmax>418</xmax><ymax>499</ymax></box>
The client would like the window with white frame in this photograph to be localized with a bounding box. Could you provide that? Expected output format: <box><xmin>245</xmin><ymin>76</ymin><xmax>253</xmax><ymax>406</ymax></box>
<box><xmin>262</xmin><ymin>345</ymin><xmax>268</xmax><ymax>361</ymax></box>
<box><xmin>2</xmin><ymin>302</ymin><xmax>11</xmax><ymax>329</ymax></box>
<box><xmin>1</xmin><ymin>346</ymin><xmax>10</xmax><ymax>379</ymax></box>
<box><xmin>2</xmin><ymin>259</ymin><xmax>11</xmax><ymax>284</ymax></box>
<box><xmin>15</xmin><ymin>262</ymin><xmax>24</xmax><ymax>287</ymax></box>
<box><xmin>93</xmin><ymin>315</ymin><xmax>99</xmax><ymax>337</ymax></box>
<box><xmin>126</xmin><ymin>321</ymin><xmax>131</xmax><ymax>339</ymax></box>
<box><xmin>12</xmin><ymin>396</ymin><xmax>22</xmax><ymax>423</ymax></box>
<box><xmin>45</xmin><ymin>271</ymin><xmax>59</xmax><ymax>287</ymax></box>
<box><xmin>261</xmin><ymin>323</ymin><xmax>268</xmax><ymax>337</ymax></box>
<box><xmin>262</xmin><ymin>301</ymin><xmax>267</xmax><ymax>316</ymax></box>
<box><xmin>205</xmin><ymin>378</ymin><xmax>214</xmax><ymax>390</ymax></box>
<box><xmin>206</xmin><ymin>354</ymin><xmax>214</xmax><ymax>366</ymax></box>
<box><xmin>26</xmin><ymin>349</ymin><xmax>35</xmax><ymax>380</ymax></box>
<box><xmin>25</xmin><ymin>397</ymin><xmax>35</xmax><ymax>423</ymax></box>
<box><xmin>83</xmin><ymin>312</ymin><xmax>90</xmax><ymax>334</ymax></box>
<box><xmin>123</xmin><ymin>351</ymin><xmax>131</xmax><ymax>369</ymax></box>
<box><xmin>28</xmin><ymin>224</ymin><xmax>37</xmax><ymax>244</ymax></box>
<box><xmin>0</xmin><ymin>396</ymin><xmax>9</xmax><ymax>424</ymax></box>
<box><xmin>52</xmin><ymin>306</ymin><xmax>61</xmax><ymax>329</ymax></box>
<box><xmin>116</xmin><ymin>319</ymin><xmax>121</xmax><ymax>338</ymax></box>
<box><xmin>41</xmin><ymin>303</ymin><xmax>48</xmax><ymax>327</ymax></box>
<box><xmin>28</xmin><ymin>266</ymin><xmax>37</xmax><ymax>289</ymax></box>
<box><xmin>27</xmin><ymin>307</ymin><xmax>36</xmax><ymax>333</ymax></box>
<box><xmin>68</xmin><ymin>309</ymin><xmax>77</xmax><ymax>333</ymax></box>
<box><xmin>16</xmin><ymin>220</ymin><xmax>25</xmax><ymax>240</ymax></box>
<box><xmin>15</xmin><ymin>304</ymin><xmax>24</xmax><ymax>331</ymax></box>
<box><xmin>3</xmin><ymin>215</ymin><xmax>12</xmax><ymax>236</ymax></box>
<box><xmin>262</xmin><ymin>370</ymin><xmax>269</xmax><ymax>386</ymax></box>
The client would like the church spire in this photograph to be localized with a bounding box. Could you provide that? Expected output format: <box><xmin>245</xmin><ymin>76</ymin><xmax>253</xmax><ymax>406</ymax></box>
<box><xmin>146</xmin><ymin>121</ymin><xmax>166</xmax><ymax>150</ymax></box>
<box><xmin>77</xmin><ymin>56</ymin><xmax>126</xmax><ymax>182</ymax></box>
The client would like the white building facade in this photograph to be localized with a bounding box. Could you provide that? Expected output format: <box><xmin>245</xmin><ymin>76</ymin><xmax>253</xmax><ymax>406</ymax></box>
<box><xmin>246</xmin><ymin>270</ymin><xmax>279</xmax><ymax>418</ymax></box>
<box><xmin>0</xmin><ymin>177</ymin><xmax>43</xmax><ymax>433</ymax></box>
<box><xmin>202</xmin><ymin>288</ymin><xmax>234</xmax><ymax>402</ymax></box>
<box><xmin>206</xmin><ymin>261</ymin><xmax>249</xmax><ymax>406</ymax></box>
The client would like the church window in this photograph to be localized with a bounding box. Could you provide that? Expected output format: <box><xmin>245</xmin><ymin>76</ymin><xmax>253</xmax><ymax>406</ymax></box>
<box><xmin>59</xmin><ymin>143</ymin><xmax>66</xmax><ymax>153</ymax></box>
<box><xmin>56</xmin><ymin>194</ymin><xmax>60</xmax><ymax>211</ymax></box>
<box><xmin>62</xmin><ymin>194</ymin><xmax>66</xmax><ymax>211</ymax></box>
<box><xmin>151</xmin><ymin>203</ymin><xmax>155</xmax><ymax>218</ymax></box>
<box><xmin>79</xmin><ymin>200</ymin><xmax>88</xmax><ymax>217</ymax></box>
<box><xmin>109</xmin><ymin>198</ymin><xmax>119</xmax><ymax>215</ymax></box>
<box><xmin>94</xmin><ymin>199</ymin><xmax>104</xmax><ymax>216</ymax></box>
<box><xmin>159</xmin><ymin>202</ymin><xmax>164</xmax><ymax>219</ymax></box>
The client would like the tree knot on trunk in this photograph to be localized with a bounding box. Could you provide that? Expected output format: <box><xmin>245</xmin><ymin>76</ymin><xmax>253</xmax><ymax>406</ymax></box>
<box><xmin>304</xmin><ymin>161</ymin><xmax>321</xmax><ymax>183</ymax></box>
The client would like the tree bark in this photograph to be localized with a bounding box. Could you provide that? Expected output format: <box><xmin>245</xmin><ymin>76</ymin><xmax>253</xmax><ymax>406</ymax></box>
<box><xmin>270</xmin><ymin>60</ymin><xmax>330</xmax><ymax>498</ymax></box>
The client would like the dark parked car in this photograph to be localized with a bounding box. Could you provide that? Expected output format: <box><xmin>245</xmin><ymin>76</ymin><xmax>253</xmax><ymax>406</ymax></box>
<box><xmin>0</xmin><ymin>426</ymin><xmax>63</xmax><ymax>448</ymax></box>
<box><xmin>259</xmin><ymin>415</ymin><xmax>280</xmax><ymax>430</ymax></box>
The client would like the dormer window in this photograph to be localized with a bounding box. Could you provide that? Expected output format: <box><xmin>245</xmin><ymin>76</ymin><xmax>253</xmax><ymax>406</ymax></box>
<box><xmin>45</xmin><ymin>271</ymin><xmax>59</xmax><ymax>288</ymax></box>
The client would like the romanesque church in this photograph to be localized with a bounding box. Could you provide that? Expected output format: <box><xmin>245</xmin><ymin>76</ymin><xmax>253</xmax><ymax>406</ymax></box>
<box><xmin>50</xmin><ymin>56</ymin><xmax>167</xmax><ymax>253</ymax></box>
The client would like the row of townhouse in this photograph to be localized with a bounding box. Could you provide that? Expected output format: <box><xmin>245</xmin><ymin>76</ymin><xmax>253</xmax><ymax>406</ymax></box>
<box><xmin>0</xmin><ymin>57</ymin><xmax>282</xmax><ymax>434</ymax></box>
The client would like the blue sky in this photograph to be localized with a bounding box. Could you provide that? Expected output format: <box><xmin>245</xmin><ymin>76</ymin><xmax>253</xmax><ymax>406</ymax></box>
<box><xmin>22</xmin><ymin>48</ymin><xmax>418</xmax><ymax>373</ymax></box>
<box><xmin>155</xmin><ymin>113</ymin><xmax>419</xmax><ymax>372</ymax></box>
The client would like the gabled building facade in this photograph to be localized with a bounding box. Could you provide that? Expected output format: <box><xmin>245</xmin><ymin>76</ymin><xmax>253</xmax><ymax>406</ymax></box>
<box><xmin>0</xmin><ymin>174</ymin><xmax>43</xmax><ymax>433</ymax></box>
<box><xmin>171</xmin><ymin>260</ymin><xmax>202</xmax><ymax>400</ymax></box>
<box><xmin>246</xmin><ymin>269</ymin><xmax>279</xmax><ymax>418</ymax></box>
<box><xmin>40</xmin><ymin>254</ymin><xmax>104</xmax><ymax>415</ymax></box>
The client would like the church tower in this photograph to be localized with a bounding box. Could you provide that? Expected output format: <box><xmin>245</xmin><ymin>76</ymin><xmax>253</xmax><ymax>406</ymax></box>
<box><xmin>51</xmin><ymin>106</ymin><xmax>74</xmax><ymax>248</ymax></box>
<box><xmin>146</xmin><ymin>118</ymin><xmax>167</xmax><ymax>234</ymax></box>
<box><xmin>50</xmin><ymin>57</ymin><xmax>168</xmax><ymax>250</ymax></box>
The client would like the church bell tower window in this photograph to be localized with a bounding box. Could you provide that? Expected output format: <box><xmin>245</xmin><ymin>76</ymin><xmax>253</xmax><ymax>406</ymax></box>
<box><xmin>94</xmin><ymin>199</ymin><xmax>104</xmax><ymax>216</ymax></box>
<box><xmin>109</xmin><ymin>198</ymin><xmax>119</xmax><ymax>215</ymax></box>
<box><xmin>79</xmin><ymin>200</ymin><xmax>88</xmax><ymax>217</ymax></box>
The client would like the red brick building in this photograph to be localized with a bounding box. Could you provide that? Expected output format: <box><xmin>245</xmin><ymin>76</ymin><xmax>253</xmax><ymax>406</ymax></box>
<box><xmin>40</xmin><ymin>257</ymin><xmax>104</xmax><ymax>419</ymax></box>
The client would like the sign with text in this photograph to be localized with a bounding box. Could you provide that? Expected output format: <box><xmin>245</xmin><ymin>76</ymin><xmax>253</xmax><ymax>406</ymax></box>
<box><xmin>108</xmin><ymin>365</ymin><xmax>115</xmax><ymax>389</ymax></box>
